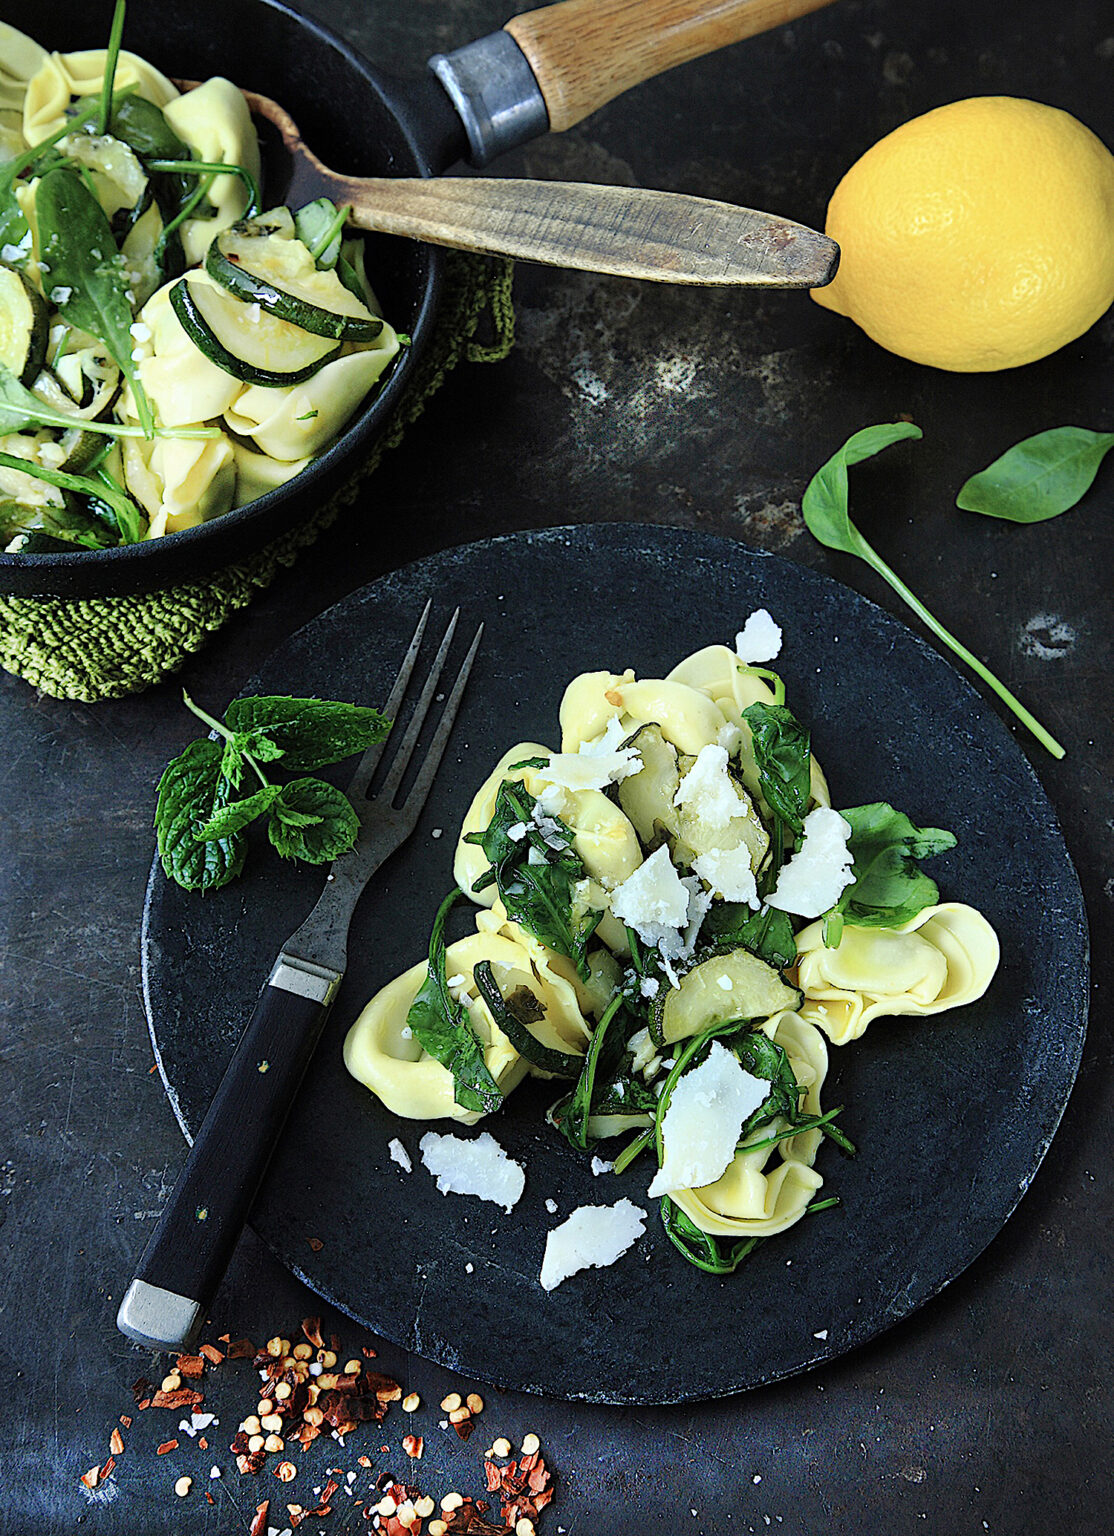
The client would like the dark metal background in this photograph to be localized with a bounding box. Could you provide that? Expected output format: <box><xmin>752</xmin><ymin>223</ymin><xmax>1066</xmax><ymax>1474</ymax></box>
<box><xmin>1</xmin><ymin>0</ymin><xmax>1111</xmax><ymax>1530</ymax></box>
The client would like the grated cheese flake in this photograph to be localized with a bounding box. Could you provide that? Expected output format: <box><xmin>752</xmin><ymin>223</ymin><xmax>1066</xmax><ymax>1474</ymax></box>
<box><xmin>647</xmin><ymin>1041</ymin><xmax>771</xmax><ymax>1197</ymax></box>
<box><xmin>673</xmin><ymin>744</ymin><xmax>747</xmax><ymax>830</ymax></box>
<box><xmin>388</xmin><ymin>1138</ymin><xmax>412</xmax><ymax>1173</ymax></box>
<box><xmin>539</xmin><ymin>1199</ymin><xmax>647</xmax><ymax>1291</ymax></box>
<box><xmin>692</xmin><ymin>844</ymin><xmax>760</xmax><ymax>906</ymax></box>
<box><xmin>767</xmin><ymin>806</ymin><xmax>855</xmax><ymax>918</ymax></box>
<box><xmin>734</xmin><ymin>609</ymin><xmax>783</xmax><ymax>664</ymax></box>
<box><xmin>419</xmin><ymin>1130</ymin><xmax>525</xmax><ymax>1211</ymax></box>
<box><xmin>610</xmin><ymin>846</ymin><xmax>689</xmax><ymax>941</ymax></box>
<box><xmin>536</xmin><ymin>747</ymin><xmax>642</xmax><ymax>792</ymax></box>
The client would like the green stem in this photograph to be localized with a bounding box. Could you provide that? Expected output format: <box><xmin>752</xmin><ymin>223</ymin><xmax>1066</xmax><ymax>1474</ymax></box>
<box><xmin>97</xmin><ymin>1</ymin><xmax>128</xmax><ymax>136</ymax></box>
<box><xmin>613</xmin><ymin>1127</ymin><xmax>654</xmax><ymax>1175</ymax></box>
<box><xmin>0</xmin><ymin>401</ymin><xmax>219</xmax><ymax>441</ymax></box>
<box><xmin>181</xmin><ymin>691</ymin><xmax>270</xmax><ymax>788</ymax></box>
<box><xmin>147</xmin><ymin>159</ymin><xmax>262</xmax><ymax>218</ymax></box>
<box><xmin>745</xmin><ymin>666</ymin><xmax>786</xmax><ymax>705</ymax></box>
<box><xmin>862</xmin><ymin>534</ymin><xmax>1065</xmax><ymax>760</ymax></box>
<box><xmin>308</xmin><ymin>202</ymin><xmax>349</xmax><ymax>262</ymax></box>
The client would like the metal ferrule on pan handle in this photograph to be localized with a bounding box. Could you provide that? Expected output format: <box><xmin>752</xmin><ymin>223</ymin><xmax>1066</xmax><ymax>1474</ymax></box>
<box><xmin>429</xmin><ymin>31</ymin><xmax>550</xmax><ymax>166</ymax></box>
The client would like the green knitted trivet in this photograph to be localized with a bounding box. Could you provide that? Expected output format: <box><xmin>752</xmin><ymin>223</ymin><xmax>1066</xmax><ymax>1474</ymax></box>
<box><xmin>0</xmin><ymin>252</ymin><xmax>515</xmax><ymax>703</ymax></box>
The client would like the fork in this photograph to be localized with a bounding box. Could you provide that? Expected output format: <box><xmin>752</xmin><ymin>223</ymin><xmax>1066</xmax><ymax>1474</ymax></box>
<box><xmin>117</xmin><ymin>605</ymin><xmax>482</xmax><ymax>1352</ymax></box>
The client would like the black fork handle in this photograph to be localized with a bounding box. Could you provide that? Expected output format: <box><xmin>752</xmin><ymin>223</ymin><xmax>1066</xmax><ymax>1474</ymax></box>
<box><xmin>117</xmin><ymin>966</ymin><xmax>337</xmax><ymax>1352</ymax></box>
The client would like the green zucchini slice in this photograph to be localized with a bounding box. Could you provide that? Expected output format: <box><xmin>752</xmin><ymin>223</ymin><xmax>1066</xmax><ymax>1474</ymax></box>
<box><xmin>472</xmin><ymin>961</ymin><xmax>583</xmax><ymax>1079</ymax></box>
<box><xmin>206</xmin><ymin>221</ymin><xmax>383</xmax><ymax>342</ymax></box>
<box><xmin>170</xmin><ymin>273</ymin><xmax>341</xmax><ymax>386</ymax></box>
<box><xmin>0</xmin><ymin>265</ymin><xmax>49</xmax><ymax>385</ymax></box>
<box><xmin>650</xmin><ymin>945</ymin><xmax>802</xmax><ymax>1047</ymax></box>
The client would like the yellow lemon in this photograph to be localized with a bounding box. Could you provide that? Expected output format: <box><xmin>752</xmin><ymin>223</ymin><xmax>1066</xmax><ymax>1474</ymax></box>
<box><xmin>813</xmin><ymin>97</ymin><xmax>1114</xmax><ymax>371</ymax></box>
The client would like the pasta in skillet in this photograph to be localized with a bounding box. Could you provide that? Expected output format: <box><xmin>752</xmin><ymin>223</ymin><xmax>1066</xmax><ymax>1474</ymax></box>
<box><xmin>0</xmin><ymin>14</ymin><xmax>401</xmax><ymax>554</ymax></box>
<box><xmin>345</xmin><ymin>617</ymin><xmax>1001</xmax><ymax>1279</ymax></box>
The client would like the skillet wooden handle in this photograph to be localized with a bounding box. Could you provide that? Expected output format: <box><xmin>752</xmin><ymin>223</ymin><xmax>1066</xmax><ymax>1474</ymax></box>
<box><xmin>505</xmin><ymin>0</ymin><xmax>837</xmax><ymax>132</ymax></box>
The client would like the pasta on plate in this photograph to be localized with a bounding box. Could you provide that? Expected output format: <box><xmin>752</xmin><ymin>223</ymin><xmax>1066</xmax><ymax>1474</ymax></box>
<box><xmin>345</xmin><ymin>619</ymin><xmax>1001</xmax><ymax>1277</ymax></box>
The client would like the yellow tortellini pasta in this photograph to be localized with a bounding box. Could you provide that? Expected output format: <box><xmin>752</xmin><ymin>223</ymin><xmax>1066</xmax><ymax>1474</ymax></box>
<box><xmin>23</xmin><ymin>48</ymin><xmax>176</xmax><ymax>144</ymax></box>
<box><xmin>0</xmin><ymin>23</ymin><xmax>47</xmax><ymax>117</ymax></box>
<box><xmin>668</xmin><ymin>1013</ymin><xmax>828</xmax><ymax>1238</ymax></box>
<box><xmin>162</xmin><ymin>78</ymin><xmax>259</xmax><ymax>263</ymax></box>
<box><xmin>795</xmin><ymin>902</ymin><xmax>1001</xmax><ymax>1045</ymax></box>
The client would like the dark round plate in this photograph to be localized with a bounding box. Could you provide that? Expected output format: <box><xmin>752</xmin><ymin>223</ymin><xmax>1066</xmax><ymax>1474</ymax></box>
<box><xmin>142</xmin><ymin>524</ymin><xmax>1088</xmax><ymax>1404</ymax></box>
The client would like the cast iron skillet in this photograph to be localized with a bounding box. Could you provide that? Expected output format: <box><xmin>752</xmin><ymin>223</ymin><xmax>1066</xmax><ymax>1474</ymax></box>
<box><xmin>0</xmin><ymin>0</ymin><xmax>837</xmax><ymax>598</ymax></box>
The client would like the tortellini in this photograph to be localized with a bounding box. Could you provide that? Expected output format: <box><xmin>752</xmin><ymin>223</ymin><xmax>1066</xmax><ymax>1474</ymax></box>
<box><xmin>795</xmin><ymin>902</ymin><xmax>1001</xmax><ymax>1045</ymax></box>
<box><xmin>667</xmin><ymin>1013</ymin><xmax>828</xmax><ymax>1236</ymax></box>
<box><xmin>162</xmin><ymin>79</ymin><xmax>260</xmax><ymax>263</ymax></box>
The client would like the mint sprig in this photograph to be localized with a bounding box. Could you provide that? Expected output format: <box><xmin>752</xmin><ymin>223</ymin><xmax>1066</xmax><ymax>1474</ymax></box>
<box><xmin>155</xmin><ymin>690</ymin><xmax>389</xmax><ymax>892</ymax></box>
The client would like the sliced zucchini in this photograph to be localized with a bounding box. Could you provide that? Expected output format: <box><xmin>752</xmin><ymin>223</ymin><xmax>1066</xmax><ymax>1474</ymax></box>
<box><xmin>672</xmin><ymin>750</ymin><xmax>770</xmax><ymax>875</ymax></box>
<box><xmin>650</xmin><ymin>945</ymin><xmax>802</xmax><ymax>1047</ymax></box>
<box><xmin>472</xmin><ymin>961</ymin><xmax>583</xmax><ymax>1078</ymax></box>
<box><xmin>59</xmin><ymin>132</ymin><xmax>148</xmax><ymax>221</ymax></box>
<box><xmin>206</xmin><ymin>221</ymin><xmax>382</xmax><ymax>342</ymax></box>
<box><xmin>170</xmin><ymin>272</ymin><xmax>341</xmax><ymax>386</ymax></box>
<box><xmin>0</xmin><ymin>264</ymin><xmax>49</xmax><ymax>385</ymax></box>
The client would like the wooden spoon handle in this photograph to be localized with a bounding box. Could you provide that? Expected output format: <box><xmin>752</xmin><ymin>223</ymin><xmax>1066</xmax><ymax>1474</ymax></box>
<box><xmin>505</xmin><ymin>0</ymin><xmax>837</xmax><ymax>132</ymax></box>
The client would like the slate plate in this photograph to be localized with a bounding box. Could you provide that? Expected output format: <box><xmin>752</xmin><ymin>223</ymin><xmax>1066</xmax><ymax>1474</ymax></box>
<box><xmin>142</xmin><ymin>524</ymin><xmax>1088</xmax><ymax>1404</ymax></box>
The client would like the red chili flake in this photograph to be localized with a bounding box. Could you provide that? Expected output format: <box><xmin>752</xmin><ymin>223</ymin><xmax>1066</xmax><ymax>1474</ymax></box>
<box><xmin>307</xmin><ymin>1237</ymin><xmax>324</xmax><ymax>1252</ymax></box>
<box><xmin>109</xmin><ymin>1428</ymin><xmax>124</xmax><ymax>1456</ymax></box>
<box><xmin>100</xmin><ymin>1456</ymin><xmax>116</xmax><ymax>1480</ymax></box>
<box><xmin>119</xmin><ymin>1415</ymin><xmax>132</xmax><ymax>1429</ymax></box>
<box><xmin>361</xmin><ymin>1345</ymin><xmax>378</xmax><ymax>1359</ymax></box>
<box><xmin>301</xmin><ymin>1317</ymin><xmax>326</xmax><ymax>1350</ymax></box>
<box><xmin>151</xmin><ymin>1387</ymin><xmax>204</xmax><ymax>1410</ymax></box>
<box><xmin>321</xmin><ymin>1479</ymin><xmax>340</xmax><ymax>1502</ymax></box>
<box><xmin>148</xmin><ymin>1063</ymin><xmax>158</xmax><ymax>1073</ymax></box>
<box><xmin>248</xmin><ymin>1501</ymin><xmax>270</xmax><ymax>1536</ymax></box>
<box><xmin>483</xmin><ymin>1461</ymin><xmax>501</xmax><ymax>1493</ymax></box>
<box><xmin>198</xmin><ymin>1437</ymin><xmax>209</xmax><ymax>1451</ymax></box>
<box><xmin>136</xmin><ymin>1399</ymin><xmax>151</xmax><ymax>1412</ymax></box>
<box><xmin>79</xmin><ymin>1466</ymin><xmax>99</xmax><ymax>1490</ymax></box>
<box><xmin>357</xmin><ymin>1456</ymin><xmax>373</xmax><ymax>1468</ymax></box>
<box><xmin>130</xmin><ymin>1376</ymin><xmax>152</xmax><ymax>1405</ymax></box>
<box><xmin>237</xmin><ymin>1450</ymin><xmax>267</xmax><ymax>1475</ymax></box>
<box><xmin>225</xmin><ymin>1337</ymin><xmax>255</xmax><ymax>1359</ymax></box>
<box><xmin>199</xmin><ymin>1343</ymin><xmax>225</xmax><ymax>1365</ymax></box>
<box><xmin>206</xmin><ymin>1491</ymin><xmax>215</xmax><ymax>1505</ymax></box>
<box><xmin>402</xmin><ymin>1434</ymin><xmax>423</xmax><ymax>1459</ymax></box>
<box><xmin>156</xmin><ymin>1440</ymin><xmax>179</xmax><ymax>1455</ymax></box>
<box><xmin>175</xmin><ymin>1353</ymin><xmax>205</xmax><ymax>1378</ymax></box>
<box><xmin>453</xmin><ymin>1416</ymin><xmax>476</xmax><ymax>1441</ymax></box>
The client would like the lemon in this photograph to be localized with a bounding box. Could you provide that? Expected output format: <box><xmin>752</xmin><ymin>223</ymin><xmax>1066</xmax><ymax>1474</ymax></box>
<box><xmin>813</xmin><ymin>97</ymin><xmax>1114</xmax><ymax>371</ymax></box>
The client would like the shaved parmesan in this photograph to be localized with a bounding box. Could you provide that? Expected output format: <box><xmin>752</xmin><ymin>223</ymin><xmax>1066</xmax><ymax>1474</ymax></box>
<box><xmin>735</xmin><ymin>609</ymin><xmax>782</xmax><ymax>664</ymax></box>
<box><xmin>579</xmin><ymin>716</ymin><xmax>629</xmax><ymax>755</ymax></box>
<box><xmin>647</xmin><ymin>1042</ymin><xmax>770</xmax><ymax>1197</ymax></box>
<box><xmin>673</xmin><ymin>744</ymin><xmax>748</xmax><ymax>830</ymax></box>
<box><xmin>388</xmin><ymin>1138</ymin><xmax>412</xmax><ymax>1172</ymax></box>
<box><xmin>767</xmin><ymin>806</ymin><xmax>854</xmax><ymax>918</ymax></box>
<box><xmin>536</xmin><ymin>747</ymin><xmax>642</xmax><ymax>792</ymax></box>
<box><xmin>539</xmin><ymin>1199</ymin><xmax>647</xmax><ymax>1291</ymax></box>
<box><xmin>418</xmin><ymin>1130</ymin><xmax>525</xmax><ymax>1212</ymax></box>
<box><xmin>610</xmin><ymin>846</ymin><xmax>689</xmax><ymax>941</ymax></box>
<box><xmin>692</xmin><ymin>844</ymin><xmax>760</xmax><ymax>906</ymax></box>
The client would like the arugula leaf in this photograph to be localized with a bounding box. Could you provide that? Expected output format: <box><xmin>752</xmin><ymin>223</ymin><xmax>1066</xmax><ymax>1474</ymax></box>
<box><xmin>155</xmin><ymin>738</ymin><xmax>247</xmax><ymax>891</ymax></box>
<box><xmin>702</xmin><ymin>902</ymin><xmax>797</xmax><ymax>970</ymax></box>
<box><xmin>956</xmin><ymin>426</ymin><xmax>1114</xmax><ymax>523</ymax></box>
<box><xmin>33</xmin><ymin>166</ymin><xmax>155</xmax><ymax>436</ymax></box>
<box><xmin>465</xmin><ymin>778</ymin><xmax>602</xmax><ymax>980</ymax></box>
<box><xmin>741</xmin><ymin>701</ymin><xmax>811</xmax><ymax>833</ymax></box>
<box><xmin>827</xmin><ymin>802</ymin><xmax>955</xmax><ymax>935</ymax></box>
<box><xmin>223</xmin><ymin>695</ymin><xmax>390</xmax><ymax>771</ymax></box>
<box><xmin>405</xmin><ymin>889</ymin><xmax>504</xmax><ymax>1115</ymax></box>
<box><xmin>267</xmin><ymin>779</ymin><xmax>359</xmax><ymax>863</ymax></box>
<box><xmin>803</xmin><ymin>423</ymin><xmax>1065</xmax><ymax>760</ymax></box>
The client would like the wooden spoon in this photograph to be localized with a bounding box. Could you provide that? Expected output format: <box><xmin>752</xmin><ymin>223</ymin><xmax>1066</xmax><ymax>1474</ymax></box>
<box><xmin>234</xmin><ymin>82</ymin><xmax>837</xmax><ymax>288</ymax></box>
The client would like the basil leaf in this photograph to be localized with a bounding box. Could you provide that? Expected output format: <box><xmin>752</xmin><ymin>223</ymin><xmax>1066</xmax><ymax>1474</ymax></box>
<box><xmin>741</xmin><ymin>700</ymin><xmax>811</xmax><ymax>833</ymax></box>
<box><xmin>802</xmin><ymin>423</ymin><xmax>1065</xmax><ymax>760</ymax></box>
<box><xmin>33</xmin><ymin>166</ymin><xmax>154</xmax><ymax>435</ymax></box>
<box><xmin>224</xmin><ymin>695</ymin><xmax>390</xmax><ymax>770</ymax></box>
<box><xmin>405</xmin><ymin>889</ymin><xmax>503</xmax><ymax>1115</ymax></box>
<box><xmin>155</xmin><ymin>738</ymin><xmax>246</xmax><ymax>891</ymax></box>
<box><xmin>195</xmin><ymin>783</ymin><xmax>282</xmax><ymax>841</ymax></box>
<box><xmin>702</xmin><ymin>902</ymin><xmax>797</xmax><ymax>970</ymax></box>
<box><xmin>831</xmin><ymin>802</ymin><xmax>956</xmax><ymax>930</ymax></box>
<box><xmin>956</xmin><ymin>426</ymin><xmax>1114</xmax><ymax>523</ymax></box>
<box><xmin>266</xmin><ymin>778</ymin><xmax>359</xmax><ymax>863</ymax></box>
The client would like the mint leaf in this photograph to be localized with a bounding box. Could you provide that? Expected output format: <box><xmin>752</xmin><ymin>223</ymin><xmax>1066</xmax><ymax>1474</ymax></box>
<box><xmin>956</xmin><ymin>426</ymin><xmax>1114</xmax><ymax>523</ymax></box>
<box><xmin>406</xmin><ymin>889</ymin><xmax>504</xmax><ymax>1115</ymax></box>
<box><xmin>196</xmin><ymin>784</ymin><xmax>282</xmax><ymax>841</ymax></box>
<box><xmin>830</xmin><ymin>802</ymin><xmax>956</xmax><ymax>932</ymax></box>
<box><xmin>155</xmin><ymin>739</ymin><xmax>247</xmax><ymax>891</ymax></box>
<box><xmin>219</xmin><ymin>728</ymin><xmax>285</xmax><ymax>788</ymax></box>
<box><xmin>266</xmin><ymin>778</ymin><xmax>359</xmax><ymax>863</ymax></box>
<box><xmin>224</xmin><ymin>695</ymin><xmax>389</xmax><ymax>770</ymax></box>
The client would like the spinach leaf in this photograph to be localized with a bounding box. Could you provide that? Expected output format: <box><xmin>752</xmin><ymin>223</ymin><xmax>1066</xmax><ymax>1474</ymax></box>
<box><xmin>224</xmin><ymin>695</ymin><xmax>390</xmax><ymax>771</ymax></box>
<box><xmin>405</xmin><ymin>889</ymin><xmax>504</xmax><ymax>1116</ymax></box>
<box><xmin>0</xmin><ymin>192</ymin><xmax>30</xmax><ymax>262</ymax></box>
<box><xmin>803</xmin><ymin>423</ymin><xmax>1065</xmax><ymax>760</ymax></box>
<box><xmin>660</xmin><ymin>1196</ymin><xmax>761</xmax><ymax>1273</ymax></box>
<box><xmin>741</xmin><ymin>701</ymin><xmax>811</xmax><ymax>833</ymax></box>
<box><xmin>703</xmin><ymin>901</ymin><xmax>797</xmax><ymax>970</ymax></box>
<box><xmin>828</xmin><ymin>802</ymin><xmax>955</xmax><ymax>933</ymax></box>
<box><xmin>0</xmin><ymin>493</ymin><xmax>113</xmax><ymax>550</ymax></box>
<box><xmin>267</xmin><ymin>778</ymin><xmax>360</xmax><ymax>863</ymax></box>
<box><xmin>956</xmin><ymin>426</ymin><xmax>1114</xmax><ymax>523</ymax></box>
<box><xmin>33</xmin><ymin>166</ymin><xmax>155</xmax><ymax>437</ymax></box>
<box><xmin>155</xmin><ymin>738</ymin><xmax>247</xmax><ymax>892</ymax></box>
<box><xmin>465</xmin><ymin>777</ymin><xmax>603</xmax><ymax>980</ymax></box>
<box><xmin>0</xmin><ymin>450</ymin><xmax>145</xmax><ymax>544</ymax></box>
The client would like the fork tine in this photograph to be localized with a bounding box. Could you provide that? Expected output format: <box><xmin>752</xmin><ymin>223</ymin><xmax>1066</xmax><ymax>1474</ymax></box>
<box><xmin>378</xmin><ymin>608</ymin><xmax>460</xmax><ymax>804</ymax></box>
<box><xmin>346</xmin><ymin>600</ymin><xmax>431</xmax><ymax>801</ymax></box>
<box><xmin>399</xmin><ymin>622</ymin><xmax>484</xmax><ymax>818</ymax></box>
